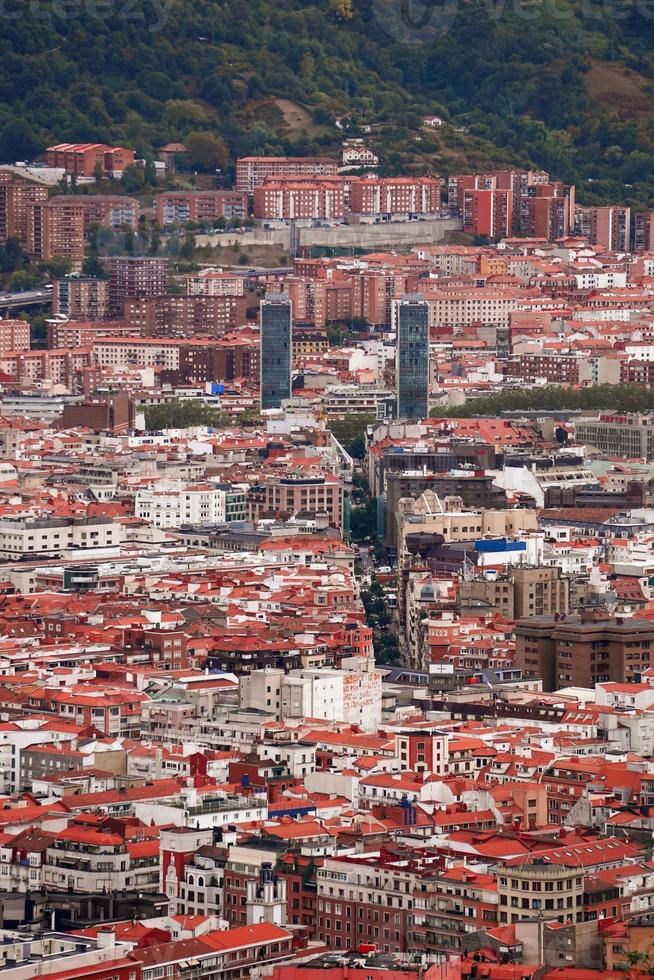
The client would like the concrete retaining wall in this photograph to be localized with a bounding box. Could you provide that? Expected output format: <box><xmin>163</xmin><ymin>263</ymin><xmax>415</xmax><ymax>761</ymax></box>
<box><xmin>196</xmin><ymin>217</ymin><xmax>463</xmax><ymax>252</ymax></box>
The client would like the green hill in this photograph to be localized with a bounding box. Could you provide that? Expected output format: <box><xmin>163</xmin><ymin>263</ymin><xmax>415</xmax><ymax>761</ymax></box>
<box><xmin>2</xmin><ymin>0</ymin><xmax>654</xmax><ymax>205</ymax></box>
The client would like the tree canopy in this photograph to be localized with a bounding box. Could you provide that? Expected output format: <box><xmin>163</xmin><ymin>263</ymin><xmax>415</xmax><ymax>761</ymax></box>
<box><xmin>431</xmin><ymin>385</ymin><xmax>654</xmax><ymax>418</ymax></box>
<box><xmin>144</xmin><ymin>399</ymin><xmax>230</xmax><ymax>430</ymax></box>
<box><xmin>4</xmin><ymin>2</ymin><xmax>654</xmax><ymax>205</ymax></box>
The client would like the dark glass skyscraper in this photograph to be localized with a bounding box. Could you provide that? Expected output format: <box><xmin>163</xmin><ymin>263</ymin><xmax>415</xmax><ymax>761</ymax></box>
<box><xmin>396</xmin><ymin>294</ymin><xmax>429</xmax><ymax>420</ymax></box>
<box><xmin>260</xmin><ymin>293</ymin><xmax>292</xmax><ymax>410</ymax></box>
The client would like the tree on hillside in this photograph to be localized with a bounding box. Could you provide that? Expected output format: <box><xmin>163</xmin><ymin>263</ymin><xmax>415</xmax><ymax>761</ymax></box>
<box><xmin>186</xmin><ymin>132</ymin><xmax>229</xmax><ymax>172</ymax></box>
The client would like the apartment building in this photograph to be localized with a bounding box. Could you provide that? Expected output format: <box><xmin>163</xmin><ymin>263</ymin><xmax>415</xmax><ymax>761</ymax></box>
<box><xmin>41</xmin><ymin>822</ymin><xmax>159</xmax><ymax>895</ymax></box>
<box><xmin>279</xmin><ymin>277</ymin><xmax>328</xmax><ymax>328</ymax></box>
<box><xmin>47</xmin><ymin>319</ymin><xmax>139</xmax><ymax>348</ymax></box>
<box><xmin>135</xmin><ymin>483</ymin><xmax>228</xmax><ymax>528</ymax></box>
<box><xmin>46</xmin><ymin>143</ymin><xmax>135</xmax><ymax>178</ymax></box>
<box><xmin>462</xmin><ymin>188</ymin><xmax>512</xmax><ymax>239</ymax></box>
<box><xmin>634</xmin><ymin>211</ymin><xmax>654</xmax><ymax>252</ymax></box>
<box><xmin>317</xmin><ymin>850</ymin><xmax>444</xmax><ymax>954</ymax></box>
<box><xmin>236</xmin><ymin>156</ymin><xmax>339</xmax><ymax>193</ymax></box>
<box><xmin>27</xmin><ymin>198</ymin><xmax>86</xmax><ymax>262</ymax></box>
<box><xmin>460</xmin><ymin>565</ymin><xmax>570</xmax><ymax>620</ymax></box>
<box><xmin>0</xmin><ymin>514</ymin><xmax>119</xmax><ymax>559</ymax></box>
<box><xmin>350</xmin><ymin>176</ymin><xmax>442</xmax><ymax>217</ymax></box>
<box><xmin>447</xmin><ymin>169</ymin><xmax>575</xmax><ymax>240</ymax></box>
<box><xmin>240</xmin><ymin>664</ymin><xmax>382</xmax><ymax>731</ymax></box>
<box><xmin>59</xmin><ymin>194</ymin><xmax>139</xmax><ymax>231</ymax></box>
<box><xmin>53</xmin><ymin>275</ymin><xmax>110</xmax><ymax>319</ymax></box>
<box><xmin>521</xmin><ymin>183</ymin><xmax>574</xmax><ymax>240</ymax></box>
<box><xmin>92</xmin><ymin>336</ymin><xmax>184</xmax><ymax>370</ymax></box>
<box><xmin>515</xmin><ymin>612</ymin><xmax>654</xmax><ymax>691</ymax></box>
<box><xmin>0</xmin><ymin>347</ymin><xmax>92</xmax><ymax>386</ymax></box>
<box><xmin>108</xmin><ymin>257</ymin><xmax>168</xmax><ymax>316</ymax></box>
<box><xmin>256</xmin><ymin>473</ymin><xmax>344</xmax><ymax>529</ymax></box>
<box><xmin>170</xmin><ymin>338</ymin><xmax>260</xmax><ymax>385</ymax></box>
<box><xmin>253</xmin><ymin>180</ymin><xmax>346</xmax><ymax>220</ymax></box>
<box><xmin>516</xmin><ymin>352</ymin><xmax>582</xmax><ymax>385</ymax></box>
<box><xmin>622</xmin><ymin>360</ymin><xmax>654</xmax><ymax>385</ymax></box>
<box><xmin>0</xmin><ymin>176</ymin><xmax>48</xmax><ymax>247</ymax></box>
<box><xmin>577</xmin><ymin>205</ymin><xmax>631</xmax><ymax>251</ymax></box>
<box><xmin>419</xmin><ymin>286</ymin><xmax>525</xmax><ymax>328</ymax></box>
<box><xmin>123</xmin><ymin>294</ymin><xmax>247</xmax><ymax>337</ymax></box>
<box><xmin>0</xmin><ymin>318</ymin><xmax>30</xmax><ymax>353</ymax></box>
<box><xmin>186</xmin><ymin>269</ymin><xmax>245</xmax><ymax>297</ymax></box>
<box><xmin>448</xmin><ymin>172</ymin><xmax>496</xmax><ymax>211</ymax></box>
<box><xmin>497</xmin><ymin>862</ymin><xmax>584</xmax><ymax>926</ymax></box>
<box><xmin>575</xmin><ymin>413</ymin><xmax>654</xmax><ymax>460</ymax></box>
<box><xmin>155</xmin><ymin>190</ymin><xmax>248</xmax><ymax>225</ymax></box>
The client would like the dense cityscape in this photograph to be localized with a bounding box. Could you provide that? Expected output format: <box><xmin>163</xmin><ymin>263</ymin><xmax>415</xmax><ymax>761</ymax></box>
<box><xmin>1</xmin><ymin>133</ymin><xmax>654</xmax><ymax>980</ymax></box>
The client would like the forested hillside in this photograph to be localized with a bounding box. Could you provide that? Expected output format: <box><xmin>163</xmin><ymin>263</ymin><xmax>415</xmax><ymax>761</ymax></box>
<box><xmin>2</xmin><ymin>0</ymin><xmax>654</xmax><ymax>204</ymax></box>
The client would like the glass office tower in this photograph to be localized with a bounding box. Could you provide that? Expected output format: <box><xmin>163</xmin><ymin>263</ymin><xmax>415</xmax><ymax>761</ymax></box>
<box><xmin>396</xmin><ymin>294</ymin><xmax>429</xmax><ymax>420</ymax></box>
<box><xmin>260</xmin><ymin>293</ymin><xmax>292</xmax><ymax>410</ymax></box>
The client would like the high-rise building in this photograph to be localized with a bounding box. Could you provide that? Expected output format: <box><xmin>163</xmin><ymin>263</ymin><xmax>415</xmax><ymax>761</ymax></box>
<box><xmin>53</xmin><ymin>276</ymin><xmax>110</xmax><ymax>320</ymax></box>
<box><xmin>260</xmin><ymin>293</ymin><xmax>291</xmax><ymax>411</ymax></box>
<box><xmin>521</xmin><ymin>183</ymin><xmax>575</xmax><ymax>240</ymax></box>
<box><xmin>27</xmin><ymin>199</ymin><xmax>86</xmax><ymax>262</ymax></box>
<box><xmin>396</xmin><ymin>294</ymin><xmax>429</xmax><ymax>420</ymax></box>
<box><xmin>108</xmin><ymin>257</ymin><xmax>167</xmax><ymax>317</ymax></box>
<box><xmin>577</xmin><ymin>205</ymin><xmax>631</xmax><ymax>251</ymax></box>
<box><xmin>634</xmin><ymin>211</ymin><xmax>654</xmax><ymax>252</ymax></box>
<box><xmin>0</xmin><ymin>177</ymin><xmax>48</xmax><ymax>248</ymax></box>
<box><xmin>462</xmin><ymin>188</ymin><xmax>512</xmax><ymax>239</ymax></box>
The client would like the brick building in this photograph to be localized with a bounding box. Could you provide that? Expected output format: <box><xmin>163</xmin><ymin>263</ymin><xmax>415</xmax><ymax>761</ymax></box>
<box><xmin>108</xmin><ymin>257</ymin><xmax>168</xmax><ymax>316</ymax></box>
<box><xmin>0</xmin><ymin>348</ymin><xmax>92</xmax><ymax>387</ymax></box>
<box><xmin>60</xmin><ymin>390</ymin><xmax>135</xmax><ymax>432</ymax></box>
<box><xmin>165</xmin><ymin>336</ymin><xmax>260</xmax><ymax>385</ymax></box>
<box><xmin>521</xmin><ymin>183</ymin><xmax>574</xmax><ymax>240</ymax></box>
<box><xmin>462</xmin><ymin>188</ymin><xmax>512</xmax><ymax>239</ymax></box>
<box><xmin>46</xmin><ymin>143</ymin><xmax>135</xmax><ymax>178</ymax></box>
<box><xmin>253</xmin><ymin>181</ymin><xmax>346</xmax><ymax>220</ymax></box>
<box><xmin>634</xmin><ymin>211</ymin><xmax>654</xmax><ymax>252</ymax></box>
<box><xmin>155</xmin><ymin>190</ymin><xmax>248</xmax><ymax>225</ymax></box>
<box><xmin>0</xmin><ymin>319</ymin><xmax>30</xmax><ymax>354</ymax></box>
<box><xmin>515</xmin><ymin>611</ymin><xmax>654</xmax><ymax>691</ymax></box>
<box><xmin>236</xmin><ymin>156</ymin><xmax>339</xmax><ymax>193</ymax></box>
<box><xmin>47</xmin><ymin>318</ymin><xmax>140</xmax><ymax>349</ymax></box>
<box><xmin>123</xmin><ymin>294</ymin><xmax>247</xmax><ymax>337</ymax></box>
<box><xmin>58</xmin><ymin>194</ymin><xmax>139</xmax><ymax>231</ymax></box>
<box><xmin>52</xmin><ymin>276</ymin><xmax>110</xmax><ymax>320</ymax></box>
<box><xmin>350</xmin><ymin>177</ymin><xmax>442</xmax><ymax>217</ymax></box>
<box><xmin>27</xmin><ymin>198</ymin><xmax>86</xmax><ymax>262</ymax></box>
<box><xmin>577</xmin><ymin>205</ymin><xmax>631</xmax><ymax>251</ymax></box>
<box><xmin>0</xmin><ymin>176</ymin><xmax>48</xmax><ymax>247</ymax></box>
